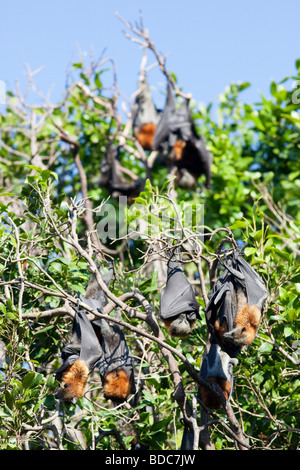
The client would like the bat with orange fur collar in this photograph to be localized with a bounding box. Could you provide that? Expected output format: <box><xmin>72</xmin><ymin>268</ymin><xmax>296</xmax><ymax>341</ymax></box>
<box><xmin>205</xmin><ymin>249</ymin><xmax>269</xmax><ymax>357</ymax></box>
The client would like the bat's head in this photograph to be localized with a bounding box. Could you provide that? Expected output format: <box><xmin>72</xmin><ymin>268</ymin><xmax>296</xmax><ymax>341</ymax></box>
<box><xmin>163</xmin><ymin>313</ymin><xmax>195</xmax><ymax>338</ymax></box>
<box><xmin>223</xmin><ymin>325</ymin><xmax>256</xmax><ymax>347</ymax></box>
<box><xmin>55</xmin><ymin>359</ymin><xmax>89</xmax><ymax>402</ymax></box>
<box><xmin>223</xmin><ymin>304</ymin><xmax>261</xmax><ymax>347</ymax></box>
<box><xmin>177</xmin><ymin>168</ymin><xmax>197</xmax><ymax>189</ymax></box>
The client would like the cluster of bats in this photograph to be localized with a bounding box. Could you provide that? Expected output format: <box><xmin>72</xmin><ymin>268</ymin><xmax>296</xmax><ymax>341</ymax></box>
<box><xmin>54</xmin><ymin>249</ymin><xmax>268</xmax><ymax>413</ymax></box>
<box><xmin>99</xmin><ymin>74</ymin><xmax>212</xmax><ymax>202</ymax></box>
<box><xmin>53</xmin><ymin>74</ymin><xmax>268</xmax><ymax>448</ymax></box>
<box><xmin>160</xmin><ymin>249</ymin><xmax>268</xmax><ymax>413</ymax></box>
<box><xmin>55</xmin><ymin>264</ymin><xmax>135</xmax><ymax>404</ymax></box>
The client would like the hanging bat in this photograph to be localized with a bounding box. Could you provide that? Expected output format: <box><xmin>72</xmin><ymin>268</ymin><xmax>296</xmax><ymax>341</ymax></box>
<box><xmin>100</xmin><ymin>145</ymin><xmax>141</xmax><ymax>203</ymax></box>
<box><xmin>198</xmin><ymin>336</ymin><xmax>238</xmax><ymax>409</ymax></box>
<box><xmin>153</xmin><ymin>85</ymin><xmax>212</xmax><ymax>188</ymax></box>
<box><xmin>92</xmin><ymin>314</ymin><xmax>135</xmax><ymax>403</ymax></box>
<box><xmin>81</xmin><ymin>263</ymin><xmax>135</xmax><ymax>403</ymax></box>
<box><xmin>205</xmin><ymin>250</ymin><xmax>269</xmax><ymax>357</ymax></box>
<box><xmin>132</xmin><ymin>73</ymin><xmax>160</xmax><ymax>150</ymax></box>
<box><xmin>55</xmin><ymin>263</ymin><xmax>135</xmax><ymax>403</ymax></box>
<box><xmin>160</xmin><ymin>257</ymin><xmax>200</xmax><ymax>337</ymax></box>
<box><xmin>54</xmin><ymin>302</ymin><xmax>103</xmax><ymax>402</ymax></box>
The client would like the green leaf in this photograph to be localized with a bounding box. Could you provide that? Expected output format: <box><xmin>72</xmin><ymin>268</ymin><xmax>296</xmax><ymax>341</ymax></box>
<box><xmin>0</xmin><ymin>192</ymin><xmax>15</xmax><ymax>197</ymax></box>
<box><xmin>0</xmin><ymin>304</ymin><xmax>7</xmax><ymax>314</ymax></box>
<box><xmin>284</xmin><ymin>326</ymin><xmax>294</xmax><ymax>338</ymax></box>
<box><xmin>94</xmin><ymin>72</ymin><xmax>102</xmax><ymax>89</ymax></box>
<box><xmin>33</xmin><ymin>325</ymin><xmax>55</xmax><ymax>336</ymax></box>
<box><xmin>4</xmin><ymin>390</ymin><xmax>14</xmax><ymax>410</ymax></box>
<box><xmin>27</xmin><ymin>165</ymin><xmax>43</xmax><ymax>174</ymax></box>
<box><xmin>258</xmin><ymin>342</ymin><xmax>273</xmax><ymax>354</ymax></box>
<box><xmin>22</xmin><ymin>371</ymin><xmax>36</xmax><ymax>389</ymax></box>
<box><xmin>270</xmin><ymin>81</ymin><xmax>277</xmax><ymax>97</ymax></box>
<box><xmin>244</xmin><ymin>247</ymin><xmax>257</xmax><ymax>256</ymax></box>
<box><xmin>41</xmin><ymin>170</ymin><xmax>51</xmax><ymax>181</ymax></box>
<box><xmin>142</xmin><ymin>389</ymin><xmax>156</xmax><ymax>404</ymax></box>
<box><xmin>229</xmin><ymin>220</ymin><xmax>248</xmax><ymax>229</ymax></box>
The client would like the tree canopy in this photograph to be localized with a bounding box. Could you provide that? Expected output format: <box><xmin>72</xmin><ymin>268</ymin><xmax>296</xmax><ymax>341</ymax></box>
<box><xmin>0</xmin><ymin>17</ymin><xmax>299</xmax><ymax>451</ymax></box>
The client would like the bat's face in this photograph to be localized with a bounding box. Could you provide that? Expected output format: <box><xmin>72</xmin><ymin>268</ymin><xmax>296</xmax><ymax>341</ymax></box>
<box><xmin>223</xmin><ymin>304</ymin><xmax>261</xmax><ymax>347</ymax></box>
<box><xmin>55</xmin><ymin>360</ymin><xmax>89</xmax><ymax>402</ymax></box>
<box><xmin>163</xmin><ymin>314</ymin><xmax>195</xmax><ymax>338</ymax></box>
<box><xmin>223</xmin><ymin>325</ymin><xmax>257</xmax><ymax>347</ymax></box>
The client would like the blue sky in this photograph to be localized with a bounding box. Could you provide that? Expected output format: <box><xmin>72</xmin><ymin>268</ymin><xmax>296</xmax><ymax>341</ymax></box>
<box><xmin>1</xmin><ymin>0</ymin><xmax>300</xmax><ymax>113</ymax></box>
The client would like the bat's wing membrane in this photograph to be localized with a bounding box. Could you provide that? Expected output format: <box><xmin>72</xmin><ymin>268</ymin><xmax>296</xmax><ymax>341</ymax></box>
<box><xmin>95</xmin><ymin>318</ymin><xmax>136</xmax><ymax>394</ymax></box>
<box><xmin>160</xmin><ymin>260</ymin><xmax>199</xmax><ymax>321</ymax></box>
<box><xmin>132</xmin><ymin>75</ymin><xmax>160</xmax><ymax>129</ymax></box>
<box><xmin>205</xmin><ymin>250</ymin><xmax>269</xmax><ymax>356</ymax></box>
<box><xmin>55</xmin><ymin>306</ymin><xmax>103</xmax><ymax>380</ymax></box>
<box><xmin>235</xmin><ymin>254</ymin><xmax>269</xmax><ymax>309</ymax></box>
<box><xmin>153</xmin><ymin>85</ymin><xmax>176</xmax><ymax>149</ymax></box>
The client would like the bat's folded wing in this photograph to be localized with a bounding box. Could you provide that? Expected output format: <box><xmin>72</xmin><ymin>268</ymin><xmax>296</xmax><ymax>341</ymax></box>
<box><xmin>199</xmin><ymin>337</ymin><xmax>238</xmax><ymax>401</ymax></box>
<box><xmin>55</xmin><ymin>307</ymin><xmax>103</xmax><ymax>380</ymax></box>
<box><xmin>153</xmin><ymin>85</ymin><xmax>176</xmax><ymax>149</ymax></box>
<box><xmin>160</xmin><ymin>261</ymin><xmax>199</xmax><ymax>320</ymax></box>
<box><xmin>235</xmin><ymin>255</ymin><xmax>269</xmax><ymax>309</ymax></box>
<box><xmin>133</xmin><ymin>75</ymin><xmax>160</xmax><ymax>129</ymax></box>
<box><xmin>75</xmin><ymin>307</ymin><xmax>104</xmax><ymax>370</ymax></box>
<box><xmin>96</xmin><ymin>319</ymin><xmax>136</xmax><ymax>393</ymax></box>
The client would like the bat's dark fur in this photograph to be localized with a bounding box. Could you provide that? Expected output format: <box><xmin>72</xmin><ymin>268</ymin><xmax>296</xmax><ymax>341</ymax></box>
<box><xmin>153</xmin><ymin>86</ymin><xmax>212</xmax><ymax>189</ymax></box>
<box><xmin>133</xmin><ymin>74</ymin><xmax>159</xmax><ymax>151</ymax></box>
<box><xmin>199</xmin><ymin>376</ymin><xmax>232</xmax><ymax>410</ymax></box>
<box><xmin>160</xmin><ymin>258</ymin><xmax>200</xmax><ymax>338</ymax></box>
<box><xmin>171</xmin><ymin>139</ymin><xmax>210</xmax><ymax>189</ymax></box>
<box><xmin>100</xmin><ymin>146</ymin><xmax>141</xmax><ymax>204</ymax></box>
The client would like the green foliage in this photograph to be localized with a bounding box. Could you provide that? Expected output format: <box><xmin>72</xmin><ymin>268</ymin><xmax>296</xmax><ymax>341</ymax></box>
<box><xmin>0</xmin><ymin>55</ymin><xmax>299</xmax><ymax>450</ymax></box>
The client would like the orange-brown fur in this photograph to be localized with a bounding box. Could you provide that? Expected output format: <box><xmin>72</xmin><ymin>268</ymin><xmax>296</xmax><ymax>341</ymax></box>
<box><xmin>103</xmin><ymin>369</ymin><xmax>131</xmax><ymax>402</ymax></box>
<box><xmin>135</xmin><ymin>123</ymin><xmax>156</xmax><ymax>150</ymax></box>
<box><xmin>199</xmin><ymin>377</ymin><xmax>232</xmax><ymax>410</ymax></box>
<box><xmin>173</xmin><ymin>139</ymin><xmax>186</xmax><ymax>161</ymax></box>
<box><xmin>163</xmin><ymin>317</ymin><xmax>195</xmax><ymax>338</ymax></box>
<box><xmin>214</xmin><ymin>304</ymin><xmax>261</xmax><ymax>347</ymax></box>
<box><xmin>233</xmin><ymin>304</ymin><xmax>261</xmax><ymax>346</ymax></box>
<box><xmin>171</xmin><ymin>140</ymin><xmax>204</xmax><ymax>188</ymax></box>
<box><xmin>58</xmin><ymin>359</ymin><xmax>89</xmax><ymax>401</ymax></box>
<box><xmin>214</xmin><ymin>318</ymin><xmax>228</xmax><ymax>339</ymax></box>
